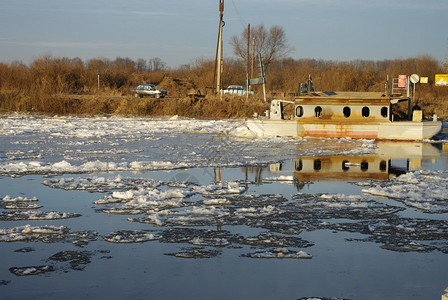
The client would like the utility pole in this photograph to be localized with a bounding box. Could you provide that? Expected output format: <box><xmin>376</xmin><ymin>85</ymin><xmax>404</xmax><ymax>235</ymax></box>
<box><xmin>246</xmin><ymin>24</ymin><xmax>250</xmax><ymax>100</ymax></box>
<box><xmin>97</xmin><ymin>70</ymin><xmax>100</xmax><ymax>91</ymax></box>
<box><xmin>251</xmin><ymin>37</ymin><xmax>255</xmax><ymax>80</ymax></box>
<box><xmin>215</xmin><ymin>0</ymin><xmax>224</xmax><ymax>94</ymax></box>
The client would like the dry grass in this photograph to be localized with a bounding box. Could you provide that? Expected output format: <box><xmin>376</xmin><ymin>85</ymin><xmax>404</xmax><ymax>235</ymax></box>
<box><xmin>0</xmin><ymin>92</ymin><xmax>269</xmax><ymax>118</ymax></box>
<box><xmin>1</xmin><ymin>54</ymin><xmax>447</xmax><ymax>119</ymax></box>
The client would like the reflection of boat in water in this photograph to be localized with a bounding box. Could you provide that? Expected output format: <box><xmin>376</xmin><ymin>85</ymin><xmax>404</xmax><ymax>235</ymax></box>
<box><xmin>295</xmin><ymin>155</ymin><xmax>397</xmax><ymax>181</ymax></box>
<box><xmin>273</xmin><ymin>142</ymin><xmax>441</xmax><ymax>182</ymax></box>
<box><xmin>247</xmin><ymin>90</ymin><xmax>443</xmax><ymax>140</ymax></box>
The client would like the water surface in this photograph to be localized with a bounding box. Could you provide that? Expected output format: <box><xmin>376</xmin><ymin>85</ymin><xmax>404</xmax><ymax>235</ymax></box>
<box><xmin>1</xmin><ymin>116</ymin><xmax>447</xmax><ymax>299</ymax></box>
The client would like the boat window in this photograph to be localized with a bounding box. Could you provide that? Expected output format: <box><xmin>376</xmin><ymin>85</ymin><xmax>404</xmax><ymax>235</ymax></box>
<box><xmin>295</xmin><ymin>159</ymin><xmax>303</xmax><ymax>171</ymax></box>
<box><xmin>362</xmin><ymin>107</ymin><xmax>370</xmax><ymax>117</ymax></box>
<box><xmin>313</xmin><ymin>159</ymin><xmax>321</xmax><ymax>171</ymax></box>
<box><xmin>343</xmin><ymin>106</ymin><xmax>351</xmax><ymax>118</ymax></box>
<box><xmin>379</xmin><ymin>160</ymin><xmax>387</xmax><ymax>172</ymax></box>
<box><xmin>381</xmin><ymin>107</ymin><xmax>388</xmax><ymax>118</ymax></box>
<box><xmin>342</xmin><ymin>160</ymin><xmax>349</xmax><ymax>172</ymax></box>
<box><xmin>360</xmin><ymin>161</ymin><xmax>368</xmax><ymax>172</ymax></box>
<box><xmin>295</xmin><ymin>106</ymin><xmax>304</xmax><ymax>118</ymax></box>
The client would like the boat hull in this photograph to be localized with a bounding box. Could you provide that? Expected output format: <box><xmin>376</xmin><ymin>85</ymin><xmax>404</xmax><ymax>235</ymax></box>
<box><xmin>246</xmin><ymin>119</ymin><xmax>443</xmax><ymax>140</ymax></box>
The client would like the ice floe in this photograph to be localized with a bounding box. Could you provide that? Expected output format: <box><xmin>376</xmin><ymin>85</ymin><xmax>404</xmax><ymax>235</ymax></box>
<box><xmin>43</xmin><ymin>175</ymin><xmax>163</xmax><ymax>192</ymax></box>
<box><xmin>8</xmin><ymin>248</ymin><xmax>110</xmax><ymax>277</ymax></box>
<box><xmin>191</xmin><ymin>181</ymin><xmax>246</xmax><ymax>196</ymax></box>
<box><xmin>1</xmin><ymin>195</ymin><xmax>42</xmax><ymax>209</ymax></box>
<box><xmin>0</xmin><ymin>160</ymin><xmax>192</xmax><ymax>176</ymax></box>
<box><xmin>0</xmin><ymin>210</ymin><xmax>81</xmax><ymax>221</ymax></box>
<box><xmin>2</xmin><ymin>195</ymin><xmax>38</xmax><ymax>202</ymax></box>
<box><xmin>0</xmin><ymin>224</ymin><xmax>98</xmax><ymax>245</ymax></box>
<box><xmin>103</xmin><ymin>230</ymin><xmax>160</xmax><ymax>243</ymax></box>
<box><xmin>165</xmin><ymin>247</ymin><xmax>222</xmax><ymax>259</ymax></box>
<box><xmin>242</xmin><ymin>248</ymin><xmax>312</xmax><ymax>259</ymax></box>
<box><xmin>9</xmin><ymin>265</ymin><xmax>55</xmax><ymax>276</ymax></box>
<box><xmin>362</xmin><ymin>170</ymin><xmax>448</xmax><ymax>213</ymax></box>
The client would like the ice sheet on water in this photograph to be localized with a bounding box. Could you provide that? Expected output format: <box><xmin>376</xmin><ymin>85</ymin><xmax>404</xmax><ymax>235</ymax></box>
<box><xmin>203</xmin><ymin>198</ymin><xmax>231</xmax><ymax>206</ymax></box>
<box><xmin>191</xmin><ymin>181</ymin><xmax>246</xmax><ymax>196</ymax></box>
<box><xmin>2</xmin><ymin>116</ymin><xmax>447</xmax><ymax>261</ymax></box>
<box><xmin>242</xmin><ymin>248</ymin><xmax>312</xmax><ymax>259</ymax></box>
<box><xmin>0</xmin><ymin>116</ymin><xmax>379</xmax><ymax>178</ymax></box>
<box><xmin>9</xmin><ymin>265</ymin><xmax>55</xmax><ymax>276</ymax></box>
<box><xmin>362</xmin><ymin>170</ymin><xmax>448</xmax><ymax>213</ymax></box>
<box><xmin>5</xmin><ymin>166</ymin><xmax>446</xmax><ymax>255</ymax></box>
<box><xmin>49</xmin><ymin>249</ymin><xmax>113</xmax><ymax>271</ymax></box>
<box><xmin>165</xmin><ymin>247</ymin><xmax>222</xmax><ymax>259</ymax></box>
<box><xmin>0</xmin><ymin>115</ymin><xmax>243</xmax><ymax>137</ymax></box>
<box><xmin>124</xmin><ymin>227</ymin><xmax>314</xmax><ymax>258</ymax></box>
<box><xmin>43</xmin><ymin>175</ymin><xmax>163</xmax><ymax>192</ymax></box>
<box><xmin>94</xmin><ymin>186</ymin><xmax>194</xmax><ymax>216</ymax></box>
<box><xmin>102</xmin><ymin>230</ymin><xmax>159</xmax><ymax>243</ymax></box>
<box><xmin>126</xmin><ymin>185</ymin><xmax>448</xmax><ymax>254</ymax></box>
<box><xmin>0</xmin><ymin>224</ymin><xmax>98</xmax><ymax>245</ymax></box>
<box><xmin>159</xmin><ymin>228</ymin><xmax>237</xmax><ymax>245</ymax></box>
<box><xmin>0</xmin><ymin>160</ymin><xmax>192</xmax><ymax>176</ymax></box>
<box><xmin>360</xmin><ymin>217</ymin><xmax>448</xmax><ymax>252</ymax></box>
<box><xmin>290</xmin><ymin>193</ymin><xmax>404</xmax><ymax>220</ymax></box>
<box><xmin>2</xmin><ymin>203</ymin><xmax>42</xmax><ymax>210</ymax></box>
<box><xmin>8</xmin><ymin>248</ymin><xmax>110</xmax><ymax>277</ymax></box>
<box><xmin>129</xmin><ymin>206</ymin><xmax>230</xmax><ymax>227</ymax></box>
<box><xmin>0</xmin><ymin>210</ymin><xmax>81</xmax><ymax>221</ymax></box>
<box><xmin>14</xmin><ymin>247</ymin><xmax>35</xmax><ymax>253</ymax></box>
<box><xmin>2</xmin><ymin>195</ymin><xmax>38</xmax><ymax>202</ymax></box>
<box><xmin>1</xmin><ymin>195</ymin><xmax>42</xmax><ymax>210</ymax></box>
<box><xmin>0</xmin><ymin>224</ymin><xmax>68</xmax><ymax>236</ymax></box>
<box><xmin>239</xmin><ymin>231</ymin><xmax>314</xmax><ymax>248</ymax></box>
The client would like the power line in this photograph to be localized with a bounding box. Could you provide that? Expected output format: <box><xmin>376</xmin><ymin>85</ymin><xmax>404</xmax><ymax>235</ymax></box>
<box><xmin>231</xmin><ymin>0</ymin><xmax>247</xmax><ymax>28</ymax></box>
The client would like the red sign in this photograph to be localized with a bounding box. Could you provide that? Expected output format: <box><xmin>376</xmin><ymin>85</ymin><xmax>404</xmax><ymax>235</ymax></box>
<box><xmin>398</xmin><ymin>75</ymin><xmax>407</xmax><ymax>88</ymax></box>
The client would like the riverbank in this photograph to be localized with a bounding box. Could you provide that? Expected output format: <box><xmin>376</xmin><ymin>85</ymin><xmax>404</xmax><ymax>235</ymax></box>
<box><xmin>1</xmin><ymin>90</ymin><xmax>448</xmax><ymax>120</ymax></box>
<box><xmin>0</xmin><ymin>92</ymin><xmax>270</xmax><ymax>118</ymax></box>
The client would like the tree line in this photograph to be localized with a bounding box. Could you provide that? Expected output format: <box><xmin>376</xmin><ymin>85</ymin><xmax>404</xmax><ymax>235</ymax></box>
<box><xmin>0</xmin><ymin>55</ymin><xmax>168</xmax><ymax>95</ymax></box>
<box><xmin>0</xmin><ymin>54</ymin><xmax>446</xmax><ymax>96</ymax></box>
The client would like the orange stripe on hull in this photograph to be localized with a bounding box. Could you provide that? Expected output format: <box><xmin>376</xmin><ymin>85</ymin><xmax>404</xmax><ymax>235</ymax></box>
<box><xmin>304</xmin><ymin>130</ymin><xmax>378</xmax><ymax>138</ymax></box>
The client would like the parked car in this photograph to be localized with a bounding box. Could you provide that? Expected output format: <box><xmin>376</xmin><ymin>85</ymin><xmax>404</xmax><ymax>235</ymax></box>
<box><xmin>131</xmin><ymin>84</ymin><xmax>167</xmax><ymax>98</ymax></box>
<box><xmin>220</xmin><ymin>85</ymin><xmax>254</xmax><ymax>96</ymax></box>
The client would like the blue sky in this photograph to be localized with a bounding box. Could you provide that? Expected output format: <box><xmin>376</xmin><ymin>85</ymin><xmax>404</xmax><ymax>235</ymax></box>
<box><xmin>1</xmin><ymin>0</ymin><xmax>447</xmax><ymax>68</ymax></box>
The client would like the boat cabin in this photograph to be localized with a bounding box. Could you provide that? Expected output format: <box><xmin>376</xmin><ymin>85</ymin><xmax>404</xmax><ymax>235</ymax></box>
<box><xmin>270</xmin><ymin>92</ymin><xmax>418</xmax><ymax>122</ymax></box>
<box><xmin>295</xmin><ymin>92</ymin><xmax>393</xmax><ymax>121</ymax></box>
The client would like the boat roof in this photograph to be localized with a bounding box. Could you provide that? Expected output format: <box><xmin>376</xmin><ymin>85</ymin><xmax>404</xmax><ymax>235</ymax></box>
<box><xmin>303</xmin><ymin>91</ymin><xmax>385</xmax><ymax>98</ymax></box>
<box><xmin>295</xmin><ymin>91</ymin><xmax>408</xmax><ymax>105</ymax></box>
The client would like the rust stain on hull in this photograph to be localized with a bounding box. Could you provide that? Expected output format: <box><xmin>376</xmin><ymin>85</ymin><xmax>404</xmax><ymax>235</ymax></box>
<box><xmin>297</xmin><ymin>120</ymin><xmax>381</xmax><ymax>139</ymax></box>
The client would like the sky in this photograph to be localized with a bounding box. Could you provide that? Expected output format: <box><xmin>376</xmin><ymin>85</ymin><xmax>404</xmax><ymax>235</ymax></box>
<box><xmin>1</xmin><ymin>0</ymin><xmax>447</xmax><ymax>68</ymax></box>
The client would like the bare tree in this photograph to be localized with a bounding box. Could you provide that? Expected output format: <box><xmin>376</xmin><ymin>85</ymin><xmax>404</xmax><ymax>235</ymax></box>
<box><xmin>112</xmin><ymin>57</ymin><xmax>135</xmax><ymax>70</ymax></box>
<box><xmin>148</xmin><ymin>57</ymin><xmax>167</xmax><ymax>72</ymax></box>
<box><xmin>230</xmin><ymin>24</ymin><xmax>293</xmax><ymax>70</ymax></box>
<box><xmin>136</xmin><ymin>58</ymin><xmax>147</xmax><ymax>72</ymax></box>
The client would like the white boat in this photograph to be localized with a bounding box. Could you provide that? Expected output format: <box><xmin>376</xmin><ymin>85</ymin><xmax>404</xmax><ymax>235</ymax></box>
<box><xmin>246</xmin><ymin>91</ymin><xmax>443</xmax><ymax>140</ymax></box>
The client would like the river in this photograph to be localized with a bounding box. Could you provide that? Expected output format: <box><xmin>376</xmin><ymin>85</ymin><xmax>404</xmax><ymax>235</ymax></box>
<box><xmin>0</xmin><ymin>115</ymin><xmax>447</xmax><ymax>299</ymax></box>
